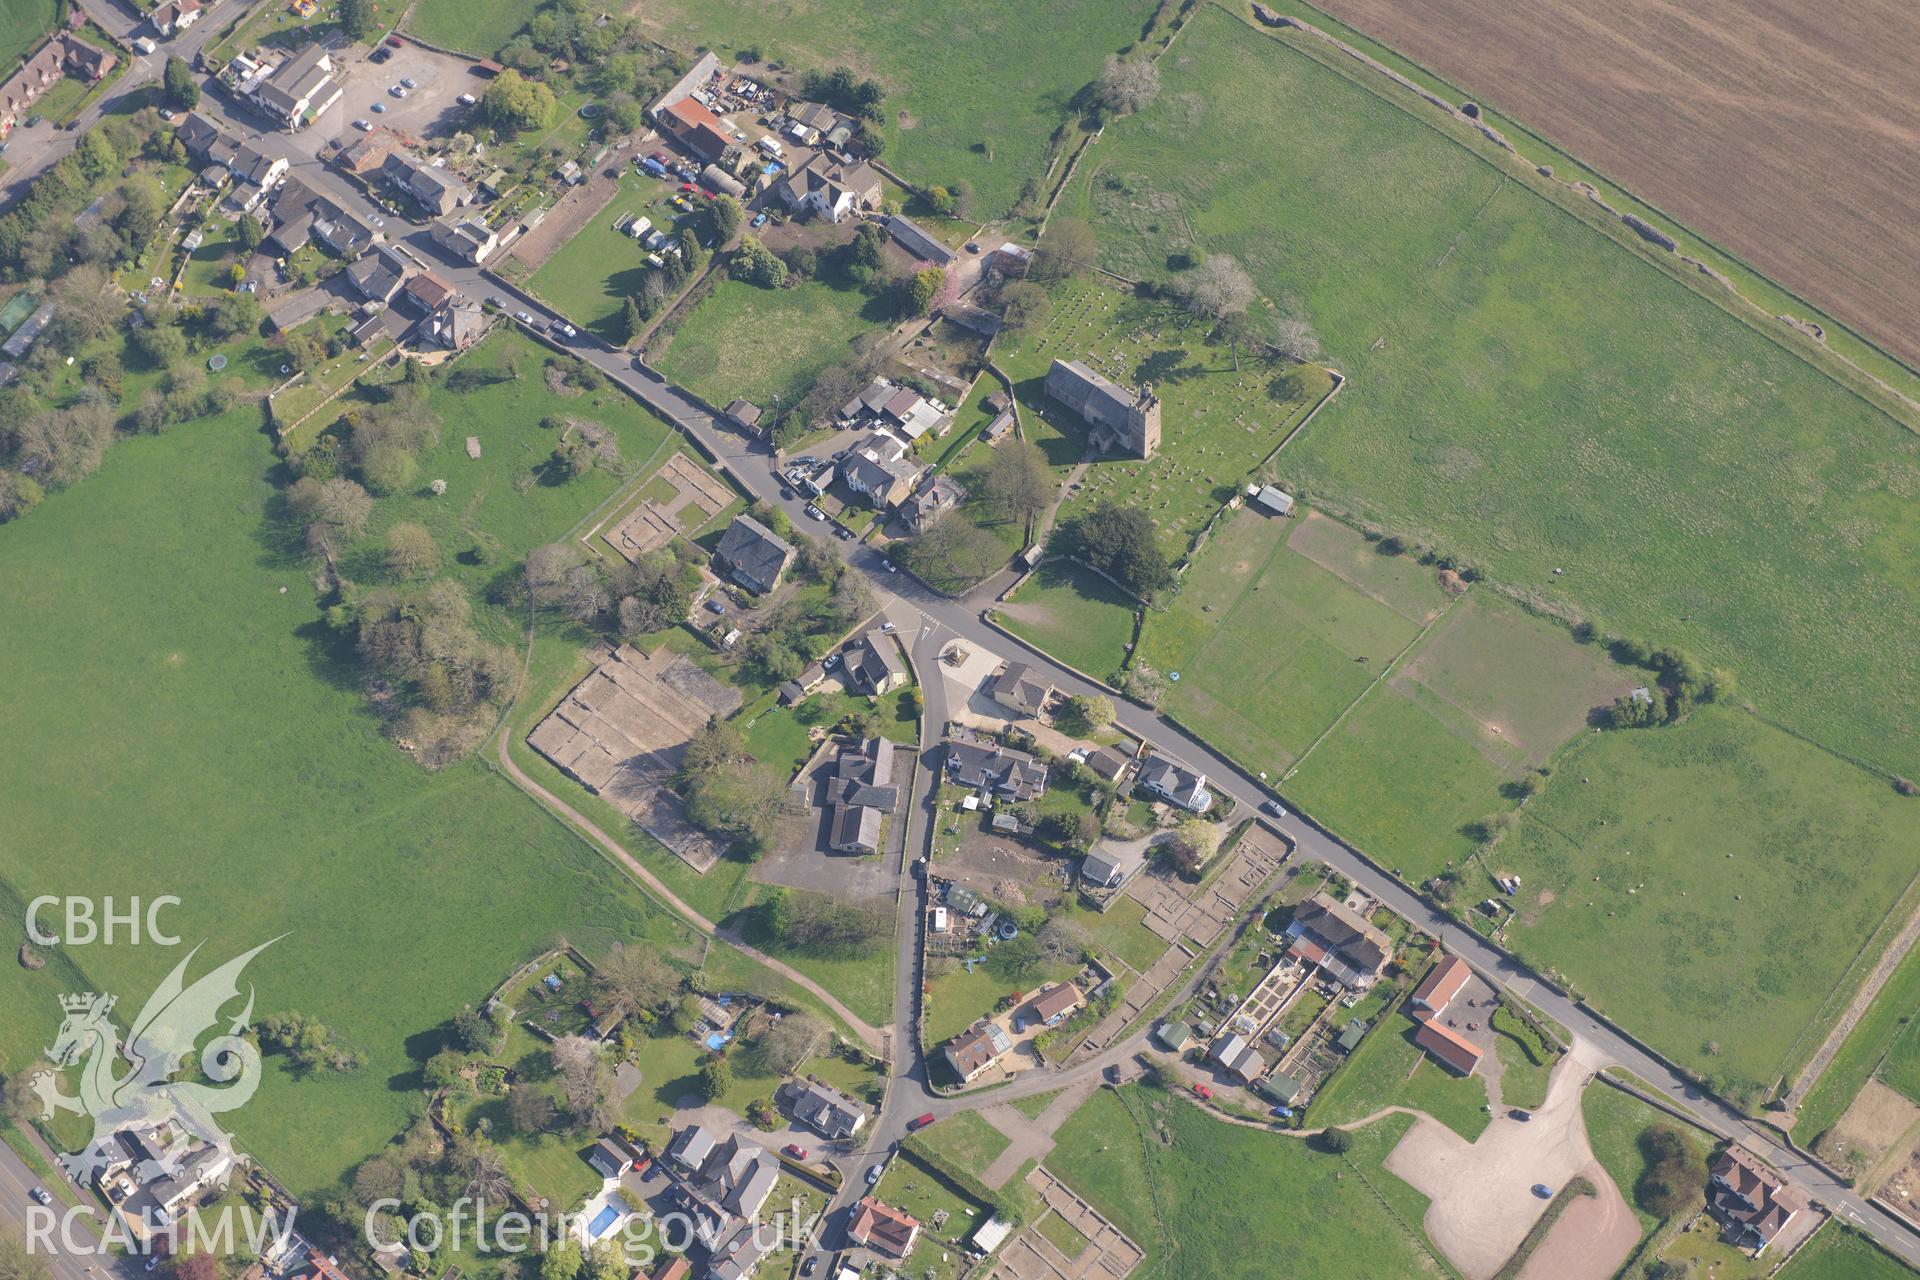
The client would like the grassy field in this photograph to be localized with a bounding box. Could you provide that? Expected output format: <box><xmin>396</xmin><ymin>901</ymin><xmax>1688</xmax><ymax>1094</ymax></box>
<box><xmin>996</xmin><ymin>560</ymin><xmax>1138</xmax><ymax>679</ymax></box>
<box><xmin>0</xmin><ymin>404</ymin><xmax>699</xmax><ymax>1198</ymax></box>
<box><xmin>1501</xmin><ymin>708</ymin><xmax>1920</xmax><ymax>1087</ymax></box>
<box><xmin>1306</xmin><ymin>1004</ymin><xmax>1492</xmax><ymax>1142</ymax></box>
<box><xmin>1066</xmin><ymin>4</ymin><xmax>1920</xmax><ymax>785</ymax></box>
<box><xmin>1283</xmin><ymin>679</ymin><xmax>1513</xmax><ymax>882</ymax></box>
<box><xmin>1795</xmin><ymin>942</ymin><xmax>1920</xmax><ymax>1140</ymax></box>
<box><xmin>1137</xmin><ymin>509</ymin><xmax>1424</xmax><ymax>777</ymax></box>
<box><xmin>404</xmin><ymin>0</ymin><xmax>539</xmax><ymax>55</ymax></box>
<box><xmin>1777</xmin><ymin>1225</ymin><xmax>1917</xmax><ymax>1280</ymax></box>
<box><xmin>730</xmin><ymin>882</ymin><xmax>897</xmax><ymax>1028</ymax></box>
<box><xmin>527</xmin><ymin>173</ymin><xmax>677</xmax><ymax>342</ymax></box>
<box><xmin>656</xmin><ymin>276</ymin><xmax>887</xmax><ymax>411</ymax></box>
<box><xmin>636</xmin><ymin>0</ymin><xmax>1158</xmax><ymax>218</ymax></box>
<box><xmin>994</xmin><ymin>278</ymin><xmax>1336</xmax><ymax>555</ymax></box>
<box><xmin>1049</xmin><ymin>1081</ymin><xmax>1452</xmax><ymax>1276</ymax></box>
<box><xmin>0</xmin><ymin>0</ymin><xmax>55</xmax><ymax>71</ymax></box>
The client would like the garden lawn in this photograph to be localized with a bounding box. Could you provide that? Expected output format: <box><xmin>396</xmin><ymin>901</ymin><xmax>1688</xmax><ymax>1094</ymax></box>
<box><xmin>1307</xmin><ymin>1006</ymin><xmax>1492</xmax><ymax>1142</ymax></box>
<box><xmin>1049</xmin><ymin>1082</ymin><xmax>1452</xmax><ymax>1277</ymax></box>
<box><xmin>1490</xmin><ymin>1007</ymin><xmax>1558</xmax><ymax>1112</ymax></box>
<box><xmin>728</xmin><ymin>883</ymin><xmax>896</xmax><ymax>1028</ymax></box>
<box><xmin>0</xmin><ymin>405</ymin><xmax>698</xmax><ymax>1199</ymax></box>
<box><xmin>1502</xmin><ymin>707</ymin><xmax>1920</xmax><ymax>1088</ymax></box>
<box><xmin>1060</xmin><ymin>895</ymin><xmax>1167</xmax><ymax>976</ymax></box>
<box><xmin>911</xmin><ymin>1109</ymin><xmax>1010</xmax><ymax>1174</ymax></box>
<box><xmin>925</xmin><ymin>957</ymin><xmax>1071</xmax><ymax>1046</ymax></box>
<box><xmin>527</xmin><ymin>173</ymin><xmax>677</xmax><ymax>341</ymax></box>
<box><xmin>405</xmin><ymin>0</ymin><xmax>540</xmax><ymax>55</ymax></box>
<box><xmin>1069</xmin><ymin>4</ymin><xmax>1920</xmax><ymax>783</ymax></box>
<box><xmin>1581</xmin><ymin>1081</ymin><xmax>1713</xmax><ymax>1244</ymax></box>
<box><xmin>636</xmin><ymin>0</ymin><xmax>1157</xmax><ymax>217</ymax></box>
<box><xmin>1777</xmin><ymin>1226</ymin><xmax>1916</xmax><ymax>1280</ymax></box>
<box><xmin>1136</xmin><ymin>508</ymin><xmax>1423</xmax><ymax>776</ymax></box>
<box><xmin>0</xmin><ymin>0</ymin><xmax>54</xmax><ymax>71</ymax></box>
<box><xmin>995</xmin><ymin>278</ymin><xmax>1335</xmax><ymax>555</ymax></box>
<box><xmin>997</xmin><ymin>560</ymin><xmax>1137</xmax><ymax>680</ymax></box>
<box><xmin>656</xmin><ymin>277</ymin><xmax>885</xmax><ymax>411</ymax></box>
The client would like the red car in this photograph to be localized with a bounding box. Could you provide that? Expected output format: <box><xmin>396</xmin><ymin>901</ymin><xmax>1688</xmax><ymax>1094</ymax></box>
<box><xmin>909</xmin><ymin>1113</ymin><xmax>936</xmax><ymax>1131</ymax></box>
<box><xmin>1192</xmin><ymin>1083</ymin><xmax>1214</xmax><ymax>1101</ymax></box>
<box><xmin>387</xmin><ymin>34</ymin><xmax>404</xmax><ymax>46</ymax></box>
<box><xmin>782</xmin><ymin>1144</ymin><xmax>809</xmax><ymax>1160</ymax></box>
<box><xmin>680</xmin><ymin>182</ymin><xmax>697</xmax><ymax>192</ymax></box>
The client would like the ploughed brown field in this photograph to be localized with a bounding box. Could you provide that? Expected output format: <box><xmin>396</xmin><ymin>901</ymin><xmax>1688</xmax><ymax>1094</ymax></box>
<box><xmin>1305</xmin><ymin>0</ymin><xmax>1920</xmax><ymax>371</ymax></box>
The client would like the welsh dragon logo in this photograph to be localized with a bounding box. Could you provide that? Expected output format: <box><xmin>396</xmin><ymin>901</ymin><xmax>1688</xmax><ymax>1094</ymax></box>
<box><xmin>31</xmin><ymin>939</ymin><xmax>280</xmax><ymax>1186</ymax></box>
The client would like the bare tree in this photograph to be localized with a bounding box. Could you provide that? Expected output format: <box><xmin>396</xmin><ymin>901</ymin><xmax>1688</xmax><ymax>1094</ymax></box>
<box><xmin>592</xmin><ymin>943</ymin><xmax>678</xmax><ymax>1019</ymax></box>
<box><xmin>1094</xmin><ymin>54</ymin><xmax>1161</xmax><ymax>117</ymax></box>
<box><xmin>461</xmin><ymin>1144</ymin><xmax>514</xmax><ymax>1205</ymax></box>
<box><xmin>746</xmin><ymin>1012</ymin><xmax>828</xmax><ymax>1077</ymax></box>
<box><xmin>1182</xmin><ymin>254</ymin><xmax>1254</xmax><ymax>324</ymax></box>
<box><xmin>1273</xmin><ymin>313</ymin><xmax>1322</xmax><ymax>362</ymax></box>
<box><xmin>550</xmin><ymin>1034</ymin><xmax>597</xmax><ymax>1077</ymax></box>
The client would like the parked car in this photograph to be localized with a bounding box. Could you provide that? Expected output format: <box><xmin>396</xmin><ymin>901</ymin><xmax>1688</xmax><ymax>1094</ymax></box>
<box><xmin>486</xmin><ymin>296</ymin><xmax>505</xmax><ymax>308</ymax></box>
<box><xmin>458</xmin><ymin>92</ymin><xmax>477</xmax><ymax>106</ymax></box>
<box><xmin>778</xmin><ymin>485</ymin><xmax>795</xmax><ymax>500</ymax></box>
<box><xmin>1192</xmin><ymin>1083</ymin><xmax>1214</xmax><ymax>1100</ymax></box>
<box><xmin>865</xmin><ymin>1164</ymin><xmax>882</xmax><ymax>1186</ymax></box>
<box><xmin>28</xmin><ymin>1187</ymin><xmax>51</xmax><ymax>1206</ymax></box>
<box><xmin>353</xmin><ymin>118</ymin><xmax>373</xmax><ymax>131</ymax></box>
<box><xmin>1262</xmin><ymin>800</ymin><xmax>1287</xmax><ymax>818</ymax></box>
<box><xmin>705</xmin><ymin>599</ymin><xmax>726</xmax><ymax>615</ymax></box>
<box><xmin>800</xmin><ymin>1261</ymin><xmax>819</xmax><ymax>1278</ymax></box>
<box><xmin>371</xmin><ymin>102</ymin><xmax>386</xmax><ymax>113</ymax></box>
<box><xmin>909</xmin><ymin>1113</ymin><xmax>936</xmax><ymax>1131</ymax></box>
<box><xmin>834</xmin><ymin>526</ymin><xmax>853</xmax><ymax>541</ymax></box>
<box><xmin>803</xmin><ymin>504</ymin><xmax>826</xmax><ymax>521</ymax></box>
<box><xmin>824</xmin><ymin>653</ymin><xmax>841</xmax><ymax>669</ymax></box>
<box><xmin>881</xmin><ymin>559</ymin><xmax>897</xmax><ymax>574</ymax></box>
<box><xmin>1531</xmin><ymin>1184</ymin><xmax>1553</xmax><ymax>1199</ymax></box>
<box><xmin>387</xmin><ymin>34</ymin><xmax>405</xmax><ymax>46</ymax></box>
<box><xmin>751</xmin><ymin>212</ymin><xmax>768</xmax><ymax>228</ymax></box>
<box><xmin>1272</xmin><ymin>1105</ymin><xmax>1295</xmax><ymax>1119</ymax></box>
<box><xmin>1509</xmin><ymin>1109</ymin><xmax>1532</xmax><ymax>1122</ymax></box>
<box><xmin>513</xmin><ymin>310</ymin><xmax>532</xmax><ymax>324</ymax></box>
<box><xmin>879</xmin><ymin>621</ymin><xmax>896</xmax><ymax>634</ymax></box>
<box><xmin>369</xmin><ymin>46</ymin><xmax>391</xmax><ymax>63</ymax></box>
<box><xmin>401</xmin><ymin>77</ymin><xmax>418</xmax><ymax>89</ymax></box>
<box><xmin>1105</xmin><ymin>1065</ymin><xmax>1121</xmax><ymax>1085</ymax></box>
<box><xmin>782</xmin><ymin>1144</ymin><xmax>809</xmax><ymax>1160</ymax></box>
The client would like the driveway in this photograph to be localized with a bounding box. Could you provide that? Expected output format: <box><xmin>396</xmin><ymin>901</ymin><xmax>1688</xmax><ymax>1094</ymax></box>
<box><xmin>1383</xmin><ymin>1043</ymin><xmax>1629</xmax><ymax>1280</ymax></box>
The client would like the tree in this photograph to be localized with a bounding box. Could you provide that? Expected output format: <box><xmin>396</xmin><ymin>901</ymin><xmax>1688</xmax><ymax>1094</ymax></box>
<box><xmin>1063</xmin><ymin>693</ymin><xmax>1114</xmax><ymax>732</ymax></box>
<box><xmin>539</xmin><ymin>1241</ymin><xmax>583</xmax><ymax>1280</ymax></box>
<box><xmin>698</xmin><ymin>1055</ymin><xmax>733</xmax><ymax>1102</ymax></box>
<box><xmin>708</xmin><ymin>194</ymin><xmax>745</xmax><ymax>244</ymax></box>
<box><xmin>337</xmin><ymin>0</ymin><xmax>376</xmax><ymax>41</ymax></box>
<box><xmin>1182</xmin><ymin>253</ymin><xmax>1254</xmax><ymax>324</ymax></box>
<box><xmin>592</xmin><ymin>942</ymin><xmax>678</xmax><ymax>1020</ymax></box>
<box><xmin>1094</xmin><ymin>54</ymin><xmax>1161</xmax><ymax>117</ymax></box>
<box><xmin>1164</xmin><ymin>817</ymin><xmax>1218</xmax><ymax>877</ymax></box>
<box><xmin>897</xmin><ymin>512</ymin><xmax>1008</xmax><ymax>590</ymax></box>
<box><xmin>1033</xmin><ymin>218</ymin><xmax>1097</xmax><ymax>282</ymax></box>
<box><xmin>730</xmin><ymin>235</ymin><xmax>787</xmax><ymax>288</ymax></box>
<box><xmin>171</xmin><ymin>1254</ymin><xmax>220</xmax><ymax>1280</ymax></box>
<box><xmin>235</xmin><ymin>213</ymin><xmax>265</xmax><ymax>253</ymax></box>
<box><xmin>452</xmin><ymin>1005</ymin><xmax>503</xmax><ymax>1054</ymax></box>
<box><xmin>1059</xmin><ymin>502</ymin><xmax>1173</xmax><ymax>596</ymax></box>
<box><xmin>903</xmin><ymin>266</ymin><xmax>946</xmax><ymax>315</ymax></box>
<box><xmin>506</xmin><ymin>1083</ymin><xmax>556</xmax><ymax>1134</ymax></box>
<box><xmin>980</xmin><ymin>439</ymin><xmax>1052</xmax><ymax>528</ymax></box>
<box><xmin>423</xmin><ymin>1049</ymin><xmax>469</xmax><ymax>1091</ymax></box>
<box><xmin>384</xmin><ymin>522</ymin><xmax>440</xmax><ymax>580</ymax></box>
<box><xmin>747</xmin><ymin>1012</ymin><xmax>827</xmax><ymax>1077</ymax></box>
<box><xmin>985</xmin><ymin>933</ymin><xmax>1047</xmax><ymax>984</ymax></box>
<box><xmin>361</xmin><ymin>442</ymin><xmax>420</xmax><ymax>496</ymax></box>
<box><xmin>1317</xmin><ymin>1127</ymin><xmax>1355</xmax><ymax>1154</ymax></box>
<box><xmin>480</xmin><ymin>70</ymin><xmax>558</xmax><ymax>135</ymax></box>
<box><xmin>162</xmin><ymin>56</ymin><xmax>199</xmax><ymax>110</ymax></box>
<box><xmin>1635</xmin><ymin>1126</ymin><xmax>1700</xmax><ymax>1217</ymax></box>
<box><xmin>998</xmin><ymin>280</ymin><xmax>1052</xmax><ymax>330</ymax></box>
<box><xmin>3</xmin><ymin>1226</ymin><xmax>54</xmax><ymax>1280</ymax></box>
<box><xmin>1035</xmin><ymin>919</ymin><xmax>1089</xmax><ymax>966</ymax></box>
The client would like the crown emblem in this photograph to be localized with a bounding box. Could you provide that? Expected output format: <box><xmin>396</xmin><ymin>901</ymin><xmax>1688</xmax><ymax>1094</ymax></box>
<box><xmin>60</xmin><ymin>992</ymin><xmax>114</xmax><ymax>1014</ymax></box>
